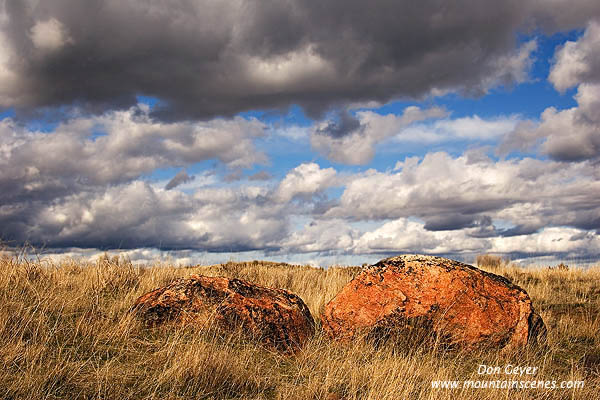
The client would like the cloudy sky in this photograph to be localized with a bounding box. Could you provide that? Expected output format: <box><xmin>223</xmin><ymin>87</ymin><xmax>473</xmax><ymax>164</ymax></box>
<box><xmin>1</xmin><ymin>0</ymin><xmax>600</xmax><ymax>266</ymax></box>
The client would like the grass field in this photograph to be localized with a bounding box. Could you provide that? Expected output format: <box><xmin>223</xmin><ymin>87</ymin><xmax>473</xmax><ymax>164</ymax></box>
<box><xmin>0</xmin><ymin>252</ymin><xmax>598</xmax><ymax>399</ymax></box>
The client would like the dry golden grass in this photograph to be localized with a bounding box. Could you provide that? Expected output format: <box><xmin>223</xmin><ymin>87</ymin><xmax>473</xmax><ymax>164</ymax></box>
<box><xmin>0</xmin><ymin>251</ymin><xmax>598</xmax><ymax>399</ymax></box>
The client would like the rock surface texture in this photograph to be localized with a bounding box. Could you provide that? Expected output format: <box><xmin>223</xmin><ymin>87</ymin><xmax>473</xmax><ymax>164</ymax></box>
<box><xmin>132</xmin><ymin>275</ymin><xmax>315</xmax><ymax>352</ymax></box>
<box><xmin>321</xmin><ymin>255</ymin><xmax>545</xmax><ymax>349</ymax></box>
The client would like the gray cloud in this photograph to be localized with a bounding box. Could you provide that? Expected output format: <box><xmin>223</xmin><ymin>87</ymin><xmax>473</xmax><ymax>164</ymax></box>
<box><xmin>315</xmin><ymin>110</ymin><xmax>363</xmax><ymax>139</ymax></box>
<box><xmin>224</xmin><ymin>169</ymin><xmax>244</xmax><ymax>183</ymax></box>
<box><xmin>0</xmin><ymin>181</ymin><xmax>289</xmax><ymax>251</ymax></box>
<box><xmin>532</xmin><ymin>2</ymin><xmax>600</xmax><ymax>34</ymax></box>
<box><xmin>1</xmin><ymin>0</ymin><xmax>592</xmax><ymax>120</ymax></box>
<box><xmin>498</xmin><ymin>225</ymin><xmax>541</xmax><ymax>237</ymax></box>
<box><xmin>0</xmin><ymin>104</ymin><xmax>273</xmax><ymax>252</ymax></box>
<box><xmin>1</xmin><ymin>103</ymin><xmax>598</xmax><ymax>257</ymax></box>
<box><xmin>423</xmin><ymin>214</ymin><xmax>482</xmax><ymax>232</ymax></box>
<box><xmin>248</xmin><ymin>171</ymin><xmax>272</xmax><ymax>181</ymax></box>
<box><xmin>549</xmin><ymin>20</ymin><xmax>600</xmax><ymax>91</ymax></box>
<box><xmin>165</xmin><ymin>169</ymin><xmax>194</xmax><ymax>190</ymax></box>
<box><xmin>0</xmin><ymin>161</ymin><xmax>338</xmax><ymax>252</ymax></box>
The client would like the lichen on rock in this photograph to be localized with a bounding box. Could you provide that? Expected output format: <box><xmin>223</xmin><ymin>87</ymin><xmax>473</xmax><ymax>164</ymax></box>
<box><xmin>321</xmin><ymin>254</ymin><xmax>546</xmax><ymax>349</ymax></box>
<box><xmin>131</xmin><ymin>275</ymin><xmax>315</xmax><ymax>353</ymax></box>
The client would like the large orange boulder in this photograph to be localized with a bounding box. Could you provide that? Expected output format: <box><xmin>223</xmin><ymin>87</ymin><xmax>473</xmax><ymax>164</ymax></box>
<box><xmin>321</xmin><ymin>255</ymin><xmax>545</xmax><ymax>349</ymax></box>
<box><xmin>132</xmin><ymin>275</ymin><xmax>315</xmax><ymax>352</ymax></box>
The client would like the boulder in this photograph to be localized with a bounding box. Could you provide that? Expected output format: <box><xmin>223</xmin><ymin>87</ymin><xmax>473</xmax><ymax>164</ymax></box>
<box><xmin>321</xmin><ymin>255</ymin><xmax>545</xmax><ymax>349</ymax></box>
<box><xmin>132</xmin><ymin>275</ymin><xmax>315</xmax><ymax>352</ymax></box>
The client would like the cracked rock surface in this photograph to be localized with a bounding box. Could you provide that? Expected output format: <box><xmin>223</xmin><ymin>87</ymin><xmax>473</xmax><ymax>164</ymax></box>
<box><xmin>322</xmin><ymin>255</ymin><xmax>545</xmax><ymax>349</ymax></box>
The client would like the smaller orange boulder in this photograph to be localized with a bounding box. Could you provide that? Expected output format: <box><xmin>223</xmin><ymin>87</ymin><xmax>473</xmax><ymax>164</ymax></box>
<box><xmin>321</xmin><ymin>255</ymin><xmax>545</xmax><ymax>349</ymax></box>
<box><xmin>132</xmin><ymin>275</ymin><xmax>315</xmax><ymax>352</ymax></box>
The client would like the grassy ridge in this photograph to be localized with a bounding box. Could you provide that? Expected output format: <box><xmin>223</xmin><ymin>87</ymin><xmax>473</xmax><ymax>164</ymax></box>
<box><xmin>0</xmin><ymin>253</ymin><xmax>598</xmax><ymax>399</ymax></box>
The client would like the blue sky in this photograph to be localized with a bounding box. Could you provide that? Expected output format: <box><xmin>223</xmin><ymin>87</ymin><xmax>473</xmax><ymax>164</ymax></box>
<box><xmin>1</xmin><ymin>1</ymin><xmax>600</xmax><ymax>266</ymax></box>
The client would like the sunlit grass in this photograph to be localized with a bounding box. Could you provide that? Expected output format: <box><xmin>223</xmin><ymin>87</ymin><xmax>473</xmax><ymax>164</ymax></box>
<box><xmin>0</xmin><ymin>251</ymin><xmax>598</xmax><ymax>399</ymax></box>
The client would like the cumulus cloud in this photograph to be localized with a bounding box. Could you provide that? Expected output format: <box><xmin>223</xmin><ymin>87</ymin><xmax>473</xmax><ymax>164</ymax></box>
<box><xmin>312</xmin><ymin>108</ymin><xmax>522</xmax><ymax>165</ymax></box>
<box><xmin>0</xmin><ymin>105</ymin><xmax>266</xmax><ymax>206</ymax></box>
<box><xmin>0</xmin><ymin>0</ymin><xmax>583</xmax><ymax>119</ymax></box>
<box><xmin>1</xmin><ymin>152</ymin><xmax>599</xmax><ymax>260</ymax></box>
<box><xmin>501</xmin><ymin>21</ymin><xmax>600</xmax><ymax>161</ymax></box>
<box><xmin>279</xmin><ymin>216</ymin><xmax>600</xmax><ymax>259</ymax></box>
<box><xmin>0</xmin><ymin>158</ymin><xmax>337</xmax><ymax>252</ymax></box>
<box><xmin>537</xmin><ymin>24</ymin><xmax>600</xmax><ymax>161</ymax></box>
<box><xmin>275</xmin><ymin>163</ymin><xmax>338</xmax><ymax>202</ymax></box>
<box><xmin>354</xmin><ymin>218</ymin><xmax>488</xmax><ymax>255</ymax></box>
<box><xmin>549</xmin><ymin>20</ymin><xmax>600</xmax><ymax>91</ymax></box>
<box><xmin>281</xmin><ymin>219</ymin><xmax>358</xmax><ymax>254</ymax></box>
<box><xmin>325</xmin><ymin>152</ymin><xmax>600</xmax><ymax>233</ymax></box>
<box><xmin>352</xmin><ymin>219</ymin><xmax>600</xmax><ymax>257</ymax></box>
<box><xmin>537</xmin><ymin>84</ymin><xmax>600</xmax><ymax>161</ymax></box>
<box><xmin>491</xmin><ymin>226</ymin><xmax>600</xmax><ymax>255</ymax></box>
<box><xmin>311</xmin><ymin>106</ymin><xmax>447</xmax><ymax>164</ymax></box>
<box><xmin>483</xmin><ymin>40</ymin><xmax>538</xmax><ymax>88</ymax></box>
<box><xmin>1</xmin><ymin>179</ymin><xmax>289</xmax><ymax>252</ymax></box>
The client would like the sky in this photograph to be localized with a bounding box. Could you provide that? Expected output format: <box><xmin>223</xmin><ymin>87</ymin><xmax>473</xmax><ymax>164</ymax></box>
<box><xmin>1</xmin><ymin>0</ymin><xmax>600</xmax><ymax>267</ymax></box>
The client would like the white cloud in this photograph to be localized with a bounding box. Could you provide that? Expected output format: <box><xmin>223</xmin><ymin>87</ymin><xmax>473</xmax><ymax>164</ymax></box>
<box><xmin>10</xmin><ymin>180</ymin><xmax>288</xmax><ymax>252</ymax></box>
<box><xmin>311</xmin><ymin>108</ymin><xmax>520</xmax><ymax>165</ymax></box>
<box><xmin>1</xmin><ymin>150</ymin><xmax>599</xmax><ymax>261</ymax></box>
<box><xmin>353</xmin><ymin>218</ymin><xmax>600</xmax><ymax>257</ymax></box>
<box><xmin>538</xmin><ymin>85</ymin><xmax>600</xmax><ymax>160</ymax></box>
<box><xmin>0</xmin><ymin>105</ymin><xmax>267</xmax><ymax>205</ymax></box>
<box><xmin>500</xmin><ymin>22</ymin><xmax>600</xmax><ymax>162</ymax></box>
<box><xmin>491</xmin><ymin>227</ymin><xmax>600</xmax><ymax>255</ymax></box>
<box><xmin>280</xmin><ymin>216</ymin><xmax>600</xmax><ymax>258</ymax></box>
<box><xmin>397</xmin><ymin>114</ymin><xmax>520</xmax><ymax>143</ymax></box>
<box><xmin>29</xmin><ymin>18</ymin><xmax>73</xmax><ymax>52</ymax></box>
<box><xmin>275</xmin><ymin>163</ymin><xmax>338</xmax><ymax>202</ymax></box>
<box><xmin>311</xmin><ymin>106</ymin><xmax>447</xmax><ymax>165</ymax></box>
<box><xmin>281</xmin><ymin>219</ymin><xmax>357</xmax><ymax>254</ymax></box>
<box><xmin>502</xmin><ymin>88</ymin><xmax>600</xmax><ymax>162</ymax></box>
<box><xmin>326</xmin><ymin>151</ymin><xmax>600</xmax><ymax>233</ymax></box>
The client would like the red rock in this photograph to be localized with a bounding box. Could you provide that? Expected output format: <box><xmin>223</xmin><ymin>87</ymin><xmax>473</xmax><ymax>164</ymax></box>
<box><xmin>132</xmin><ymin>275</ymin><xmax>315</xmax><ymax>352</ymax></box>
<box><xmin>321</xmin><ymin>255</ymin><xmax>545</xmax><ymax>349</ymax></box>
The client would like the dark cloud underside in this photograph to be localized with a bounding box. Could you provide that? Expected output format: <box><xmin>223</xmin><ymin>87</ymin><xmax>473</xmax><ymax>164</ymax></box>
<box><xmin>2</xmin><ymin>0</ymin><xmax>599</xmax><ymax>120</ymax></box>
